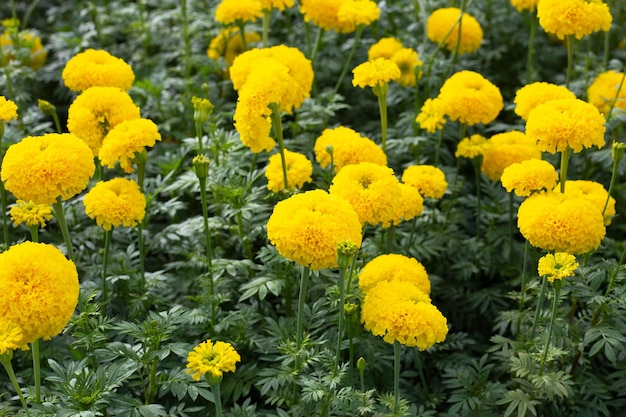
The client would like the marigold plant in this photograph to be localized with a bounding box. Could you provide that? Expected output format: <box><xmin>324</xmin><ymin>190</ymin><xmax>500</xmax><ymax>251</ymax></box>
<box><xmin>264</xmin><ymin>149</ymin><xmax>313</xmax><ymax>193</ymax></box>
<box><xmin>313</xmin><ymin>126</ymin><xmax>387</xmax><ymax>173</ymax></box>
<box><xmin>401</xmin><ymin>165</ymin><xmax>448</xmax><ymax>199</ymax></box>
<box><xmin>83</xmin><ymin>178</ymin><xmax>146</xmax><ymax>231</ymax></box>
<box><xmin>358</xmin><ymin>253</ymin><xmax>431</xmax><ymax>295</ymax></box>
<box><xmin>426</xmin><ymin>7</ymin><xmax>483</xmax><ymax>54</ymax></box>
<box><xmin>62</xmin><ymin>48</ymin><xmax>135</xmax><ymax>92</ymax></box>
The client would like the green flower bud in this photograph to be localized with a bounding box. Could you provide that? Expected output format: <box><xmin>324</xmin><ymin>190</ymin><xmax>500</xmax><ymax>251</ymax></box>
<box><xmin>193</xmin><ymin>154</ymin><xmax>211</xmax><ymax>180</ymax></box>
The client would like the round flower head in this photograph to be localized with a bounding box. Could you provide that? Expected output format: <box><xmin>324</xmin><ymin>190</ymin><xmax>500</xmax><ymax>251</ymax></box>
<box><xmin>10</xmin><ymin>200</ymin><xmax>52</xmax><ymax>228</ymax></box>
<box><xmin>358</xmin><ymin>254</ymin><xmax>431</xmax><ymax>295</ymax></box>
<box><xmin>329</xmin><ymin>162</ymin><xmax>403</xmax><ymax>226</ymax></box>
<box><xmin>525</xmin><ymin>98</ymin><xmax>606</xmax><ymax>154</ymax></box>
<box><xmin>258</xmin><ymin>0</ymin><xmax>294</xmax><ymax>11</ymax></box>
<box><xmin>0</xmin><ymin>320</ymin><xmax>24</xmax><ymax>354</ymax></box>
<box><xmin>267</xmin><ymin>189</ymin><xmax>362</xmax><ymax>270</ymax></box>
<box><xmin>561</xmin><ymin>180</ymin><xmax>615</xmax><ymax>225</ymax></box>
<box><xmin>352</xmin><ymin>58</ymin><xmax>401</xmax><ymax>89</ymax></box>
<box><xmin>336</xmin><ymin>0</ymin><xmax>381</xmax><ymax>34</ymax></box>
<box><xmin>299</xmin><ymin>0</ymin><xmax>348</xmax><ymax>31</ymax></box>
<box><xmin>368</xmin><ymin>37</ymin><xmax>403</xmax><ymax>60</ymax></box>
<box><xmin>510</xmin><ymin>0</ymin><xmax>539</xmax><ymax>13</ymax></box>
<box><xmin>67</xmin><ymin>86</ymin><xmax>141</xmax><ymax>155</ymax></box>
<box><xmin>98</xmin><ymin>118</ymin><xmax>161</xmax><ymax>173</ymax></box>
<box><xmin>385</xmin><ymin>183</ymin><xmax>424</xmax><ymax>227</ymax></box>
<box><xmin>0</xmin><ymin>31</ymin><xmax>46</xmax><ymax>70</ymax></box>
<box><xmin>186</xmin><ymin>340</ymin><xmax>241</xmax><ymax>382</ymax></box>
<box><xmin>83</xmin><ymin>178</ymin><xmax>146</xmax><ymax>231</ymax></box>
<box><xmin>0</xmin><ymin>96</ymin><xmax>18</xmax><ymax>121</ymax></box>
<box><xmin>501</xmin><ymin>159</ymin><xmax>558</xmax><ymax>197</ymax></box>
<box><xmin>438</xmin><ymin>70</ymin><xmax>503</xmax><ymax>126</ymax></box>
<box><xmin>517</xmin><ymin>190</ymin><xmax>606</xmax><ymax>255</ymax></box>
<box><xmin>416</xmin><ymin>98</ymin><xmax>446</xmax><ymax>133</ymax></box>
<box><xmin>391</xmin><ymin>48</ymin><xmax>423</xmax><ymax>87</ymax></box>
<box><xmin>513</xmin><ymin>82</ymin><xmax>576</xmax><ymax>121</ymax></box>
<box><xmin>587</xmin><ymin>70</ymin><xmax>626</xmax><ymax>115</ymax></box>
<box><xmin>208</xmin><ymin>28</ymin><xmax>261</xmax><ymax>68</ymax></box>
<box><xmin>538</xmin><ymin>252</ymin><xmax>579</xmax><ymax>282</ymax></box>
<box><xmin>314</xmin><ymin>126</ymin><xmax>387</xmax><ymax>173</ymax></box>
<box><xmin>426</xmin><ymin>8</ymin><xmax>483</xmax><ymax>54</ymax></box>
<box><xmin>62</xmin><ymin>49</ymin><xmax>135</xmax><ymax>92</ymax></box>
<box><xmin>537</xmin><ymin>0</ymin><xmax>612</xmax><ymax>40</ymax></box>
<box><xmin>401</xmin><ymin>165</ymin><xmax>448</xmax><ymax>199</ymax></box>
<box><xmin>480</xmin><ymin>131</ymin><xmax>542</xmax><ymax>181</ymax></box>
<box><xmin>265</xmin><ymin>149</ymin><xmax>313</xmax><ymax>193</ymax></box>
<box><xmin>0</xmin><ymin>241</ymin><xmax>79</xmax><ymax>346</ymax></box>
<box><xmin>215</xmin><ymin>0</ymin><xmax>263</xmax><ymax>25</ymax></box>
<box><xmin>455</xmin><ymin>134</ymin><xmax>488</xmax><ymax>159</ymax></box>
<box><xmin>361</xmin><ymin>280</ymin><xmax>448</xmax><ymax>350</ymax></box>
<box><xmin>1</xmin><ymin>133</ymin><xmax>95</xmax><ymax>204</ymax></box>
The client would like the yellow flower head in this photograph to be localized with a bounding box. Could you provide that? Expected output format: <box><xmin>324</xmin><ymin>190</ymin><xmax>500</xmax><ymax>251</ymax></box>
<box><xmin>215</xmin><ymin>0</ymin><xmax>263</xmax><ymax>25</ymax></box>
<box><xmin>265</xmin><ymin>149</ymin><xmax>313</xmax><ymax>193</ymax></box>
<box><xmin>62</xmin><ymin>49</ymin><xmax>135</xmax><ymax>92</ymax></box>
<box><xmin>336</xmin><ymin>0</ymin><xmax>381</xmax><ymax>33</ymax></box>
<box><xmin>416</xmin><ymin>98</ymin><xmax>446</xmax><ymax>133</ymax></box>
<box><xmin>513</xmin><ymin>82</ymin><xmax>576</xmax><ymax>121</ymax></box>
<box><xmin>258</xmin><ymin>0</ymin><xmax>294</xmax><ymax>11</ymax></box>
<box><xmin>0</xmin><ymin>31</ymin><xmax>46</xmax><ymax>70</ymax></box>
<box><xmin>525</xmin><ymin>98</ymin><xmax>606</xmax><ymax>154</ymax></box>
<box><xmin>358</xmin><ymin>254</ymin><xmax>431</xmax><ymax>295</ymax></box>
<box><xmin>266</xmin><ymin>189</ymin><xmax>363</xmax><ymax>270</ymax></box>
<box><xmin>98</xmin><ymin>118</ymin><xmax>161</xmax><ymax>173</ymax></box>
<box><xmin>368</xmin><ymin>37</ymin><xmax>403</xmax><ymax>60</ymax></box>
<box><xmin>480</xmin><ymin>131</ymin><xmax>542</xmax><ymax>181</ymax></box>
<box><xmin>83</xmin><ymin>178</ymin><xmax>146</xmax><ymax>231</ymax></box>
<box><xmin>510</xmin><ymin>0</ymin><xmax>539</xmax><ymax>13</ymax></box>
<box><xmin>517</xmin><ymin>190</ymin><xmax>606</xmax><ymax>255</ymax></box>
<box><xmin>1</xmin><ymin>133</ymin><xmax>95</xmax><ymax>204</ymax></box>
<box><xmin>537</xmin><ymin>0</ymin><xmax>612</xmax><ymax>40</ymax></box>
<box><xmin>426</xmin><ymin>7</ymin><xmax>483</xmax><ymax>54</ymax></box>
<box><xmin>0</xmin><ymin>319</ymin><xmax>25</xmax><ymax>354</ymax></box>
<box><xmin>0</xmin><ymin>96</ymin><xmax>18</xmax><ymax>122</ymax></box>
<box><xmin>438</xmin><ymin>70</ymin><xmax>503</xmax><ymax>126</ymax></box>
<box><xmin>10</xmin><ymin>200</ymin><xmax>53</xmax><ymax>228</ymax></box>
<box><xmin>455</xmin><ymin>134</ymin><xmax>488</xmax><ymax>159</ymax></box>
<box><xmin>385</xmin><ymin>182</ymin><xmax>424</xmax><ymax>227</ymax></box>
<box><xmin>329</xmin><ymin>162</ymin><xmax>403</xmax><ymax>227</ymax></box>
<box><xmin>313</xmin><ymin>126</ymin><xmax>387</xmax><ymax>173</ymax></box>
<box><xmin>299</xmin><ymin>0</ymin><xmax>348</xmax><ymax>31</ymax></box>
<box><xmin>561</xmin><ymin>180</ymin><xmax>615</xmax><ymax>226</ymax></box>
<box><xmin>0</xmin><ymin>241</ymin><xmax>79</xmax><ymax>346</ymax></box>
<box><xmin>361</xmin><ymin>280</ymin><xmax>448</xmax><ymax>350</ymax></box>
<box><xmin>67</xmin><ymin>86</ymin><xmax>141</xmax><ymax>155</ymax></box>
<box><xmin>391</xmin><ymin>48</ymin><xmax>422</xmax><ymax>87</ymax></box>
<box><xmin>401</xmin><ymin>165</ymin><xmax>448</xmax><ymax>199</ymax></box>
<box><xmin>538</xmin><ymin>252</ymin><xmax>578</xmax><ymax>282</ymax></box>
<box><xmin>587</xmin><ymin>70</ymin><xmax>626</xmax><ymax>115</ymax></box>
<box><xmin>352</xmin><ymin>58</ymin><xmax>401</xmax><ymax>89</ymax></box>
<box><xmin>208</xmin><ymin>28</ymin><xmax>261</xmax><ymax>68</ymax></box>
<box><xmin>501</xmin><ymin>159</ymin><xmax>558</xmax><ymax>197</ymax></box>
<box><xmin>186</xmin><ymin>340</ymin><xmax>241</xmax><ymax>381</ymax></box>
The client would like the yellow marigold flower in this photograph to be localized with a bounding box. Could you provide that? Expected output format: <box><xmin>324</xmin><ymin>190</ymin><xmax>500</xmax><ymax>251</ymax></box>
<box><xmin>265</xmin><ymin>149</ymin><xmax>313</xmax><ymax>193</ymax></box>
<box><xmin>67</xmin><ymin>86</ymin><xmax>141</xmax><ymax>156</ymax></box>
<box><xmin>0</xmin><ymin>31</ymin><xmax>46</xmax><ymax>70</ymax></box>
<box><xmin>313</xmin><ymin>126</ymin><xmax>387</xmax><ymax>173</ymax></box>
<box><xmin>455</xmin><ymin>134</ymin><xmax>488</xmax><ymax>159</ymax></box>
<box><xmin>267</xmin><ymin>189</ymin><xmax>362</xmax><ymax>270</ymax></box>
<box><xmin>352</xmin><ymin>58</ymin><xmax>401</xmax><ymax>89</ymax></box>
<box><xmin>336</xmin><ymin>0</ymin><xmax>381</xmax><ymax>33</ymax></box>
<box><xmin>561</xmin><ymin>180</ymin><xmax>615</xmax><ymax>226</ymax></box>
<box><xmin>510</xmin><ymin>0</ymin><xmax>539</xmax><ymax>13</ymax></box>
<box><xmin>215</xmin><ymin>0</ymin><xmax>263</xmax><ymax>25</ymax></box>
<box><xmin>61</xmin><ymin>49</ymin><xmax>135</xmax><ymax>92</ymax></box>
<box><xmin>207</xmin><ymin>28</ymin><xmax>261</xmax><ymax>68</ymax></box>
<box><xmin>98</xmin><ymin>118</ymin><xmax>161</xmax><ymax>173</ymax></box>
<box><xmin>384</xmin><ymin>183</ymin><xmax>424</xmax><ymax>228</ymax></box>
<box><xmin>517</xmin><ymin>190</ymin><xmax>606</xmax><ymax>255</ymax></box>
<box><xmin>299</xmin><ymin>0</ymin><xmax>348</xmax><ymax>31</ymax></box>
<box><xmin>538</xmin><ymin>252</ymin><xmax>578</xmax><ymax>282</ymax></box>
<box><xmin>368</xmin><ymin>37</ymin><xmax>403</xmax><ymax>60</ymax></box>
<box><xmin>426</xmin><ymin>7</ymin><xmax>483</xmax><ymax>54</ymax></box>
<box><xmin>513</xmin><ymin>82</ymin><xmax>576</xmax><ymax>121</ymax></box>
<box><xmin>416</xmin><ymin>98</ymin><xmax>446</xmax><ymax>133</ymax></box>
<box><xmin>537</xmin><ymin>0</ymin><xmax>612</xmax><ymax>40</ymax></box>
<box><xmin>329</xmin><ymin>162</ymin><xmax>403</xmax><ymax>227</ymax></box>
<box><xmin>186</xmin><ymin>340</ymin><xmax>241</xmax><ymax>382</ymax></box>
<box><xmin>587</xmin><ymin>70</ymin><xmax>626</xmax><ymax>115</ymax></box>
<box><xmin>0</xmin><ymin>320</ymin><xmax>25</xmax><ymax>354</ymax></box>
<box><xmin>438</xmin><ymin>70</ymin><xmax>503</xmax><ymax>126</ymax></box>
<box><xmin>0</xmin><ymin>241</ymin><xmax>79</xmax><ymax>346</ymax></box>
<box><xmin>83</xmin><ymin>178</ymin><xmax>146</xmax><ymax>231</ymax></box>
<box><xmin>361</xmin><ymin>280</ymin><xmax>448</xmax><ymax>350</ymax></box>
<box><xmin>480</xmin><ymin>131</ymin><xmax>542</xmax><ymax>181</ymax></box>
<box><xmin>401</xmin><ymin>165</ymin><xmax>448</xmax><ymax>199</ymax></box>
<box><xmin>501</xmin><ymin>159</ymin><xmax>558</xmax><ymax>197</ymax></box>
<box><xmin>525</xmin><ymin>98</ymin><xmax>606</xmax><ymax>154</ymax></box>
<box><xmin>259</xmin><ymin>0</ymin><xmax>294</xmax><ymax>11</ymax></box>
<box><xmin>233</xmin><ymin>99</ymin><xmax>275</xmax><ymax>153</ymax></box>
<box><xmin>358</xmin><ymin>254</ymin><xmax>431</xmax><ymax>295</ymax></box>
<box><xmin>10</xmin><ymin>200</ymin><xmax>53</xmax><ymax>228</ymax></box>
<box><xmin>0</xmin><ymin>96</ymin><xmax>18</xmax><ymax>121</ymax></box>
<box><xmin>1</xmin><ymin>133</ymin><xmax>95</xmax><ymax>204</ymax></box>
<box><xmin>391</xmin><ymin>48</ymin><xmax>422</xmax><ymax>87</ymax></box>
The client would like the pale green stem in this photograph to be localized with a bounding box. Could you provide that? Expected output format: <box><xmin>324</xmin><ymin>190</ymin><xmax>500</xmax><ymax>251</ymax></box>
<box><xmin>539</xmin><ymin>284</ymin><xmax>561</xmax><ymax>374</ymax></box>
<box><xmin>29</xmin><ymin>225</ymin><xmax>38</xmax><ymax>243</ymax></box>
<box><xmin>32</xmin><ymin>339</ymin><xmax>41</xmax><ymax>402</ymax></box>
<box><xmin>602</xmin><ymin>153</ymin><xmax>620</xmax><ymax>219</ymax></box>
<box><xmin>559</xmin><ymin>147</ymin><xmax>571</xmax><ymax>193</ymax></box>
<box><xmin>213</xmin><ymin>383</ymin><xmax>223</xmax><ymax>417</ymax></box>
<box><xmin>136</xmin><ymin>157</ymin><xmax>146</xmax><ymax>286</ymax></box>
<box><xmin>52</xmin><ymin>198</ymin><xmax>75</xmax><ymax>262</ymax></box>
<box><xmin>394</xmin><ymin>340</ymin><xmax>401</xmax><ymax>413</ymax></box>
<box><xmin>604</xmin><ymin>71</ymin><xmax>626</xmax><ymax>125</ymax></box>
<box><xmin>602</xmin><ymin>28</ymin><xmax>610</xmax><ymax>71</ymax></box>
<box><xmin>0</xmin><ymin>354</ymin><xmax>31</xmax><ymax>416</ymax></box>
<box><xmin>333</xmin><ymin>26</ymin><xmax>363</xmax><ymax>95</ymax></box>
<box><xmin>530</xmin><ymin>276</ymin><xmax>548</xmax><ymax>340</ymax></box>
<box><xmin>194</xmin><ymin>120</ymin><xmax>204</xmax><ymax>154</ymax></box>
<box><xmin>375</xmin><ymin>88</ymin><xmax>389</xmax><ymax>152</ymax></box>
<box><xmin>516</xmin><ymin>240</ymin><xmax>530</xmax><ymax>338</ymax></box>
<box><xmin>237</xmin><ymin>23</ymin><xmax>248</xmax><ymax>51</ymax></box>
<box><xmin>262</xmin><ymin>9</ymin><xmax>270</xmax><ymax>48</ymax></box>
<box><xmin>434</xmin><ymin>129</ymin><xmax>444</xmax><ymax>166</ymax></box>
<box><xmin>102</xmin><ymin>228</ymin><xmax>113</xmax><ymax>313</ymax></box>
<box><xmin>414</xmin><ymin>349</ymin><xmax>428</xmax><ymax>396</ymax></box>
<box><xmin>334</xmin><ymin>265</ymin><xmax>347</xmax><ymax>369</ymax></box>
<box><xmin>296</xmin><ymin>266</ymin><xmax>310</xmax><ymax>351</ymax></box>
<box><xmin>526</xmin><ymin>11</ymin><xmax>537</xmax><ymax>83</ymax></box>
<box><xmin>199</xmin><ymin>176</ymin><xmax>215</xmax><ymax>328</ymax></box>
<box><xmin>310</xmin><ymin>27</ymin><xmax>324</xmax><ymax>63</ymax></box>
<box><xmin>269</xmin><ymin>103</ymin><xmax>289</xmax><ymax>191</ymax></box>
<box><xmin>565</xmin><ymin>35</ymin><xmax>574</xmax><ymax>89</ymax></box>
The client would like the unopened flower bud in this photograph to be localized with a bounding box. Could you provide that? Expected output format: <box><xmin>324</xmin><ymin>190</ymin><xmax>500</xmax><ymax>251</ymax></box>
<box><xmin>193</xmin><ymin>154</ymin><xmax>211</xmax><ymax>180</ymax></box>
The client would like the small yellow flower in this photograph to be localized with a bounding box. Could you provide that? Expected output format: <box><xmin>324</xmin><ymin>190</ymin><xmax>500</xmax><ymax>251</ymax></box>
<box><xmin>336</xmin><ymin>0</ymin><xmax>381</xmax><ymax>33</ymax></box>
<box><xmin>510</xmin><ymin>0</ymin><xmax>539</xmax><ymax>13</ymax></box>
<box><xmin>352</xmin><ymin>58</ymin><xmax>401</xmax><ymax>89</ymax></box>
<box><xmin>391</xmin><ymin>48</ymin><xmax>422</xmax><ymax>87</ymax></box>
<box><xmin>455</xmin><ymin>134</ymin><xmax>488</xmax><ymax>159</ymax></box>
<box><xmin>358</xmin><ymin>253</ymin><xmax>431</xmax><ymax>295</ymax></box>
<box><xmin>0</xmin><ymin>320</ymin><xmax>25</xmax><ymax>354</ymax></box>
<box><xmin>426</xmin><ymin>7</ymin><xmax>483</xmax><ymax>54</ymax></box>
<box><xmin>99</xmin><ymin>118</ymin><xmax>161</xmax><ymax>173</ymax></box>
<box><xmin>501</xmin><ymin>159</ymin><xmax>558</xmax><ymax>197</ymax></box>
<box><xmin>416</xmin><ymin>98</ymin><xmax>446</xmax><ymax>133</ymax></box>
<box><xmin>0</xmin><ymin>96</ymin><xmax>18</xmax><ymax>122</ymax></box>
<box><xmin>264</xmin><ymin>149</ymin><xmax>313</xmax><ymax>193</ymax></box>
<box><xmin>538</xmin><ymin>252</ymin><xmax>578</xmax><ymax>282</ymax></box>
<box><xmin>62</xmin><ymin>49</ymin><xmax>135</xmax><ymax>92</ymax></box>
<box><xmin>587</xmin><ymin>70</ymin><xmax>626</xmax><ymax>115</ymax></box>
<box><xmin>514</xmin><ymin>82</ymin><xmax>576</xmax><ymax>121</ymax></box>
<box><xmin>10</xmin><ymin>200</ymin><xmax>53</xmax><ymax>228</ymax></box>
<box><xmin>401</xmin><ymin>165</ymin><xmax>448</xmax><ymax>199</ymax></box>
<box><xmin>83</xmin><ymin>178</ymin><xmax>146</xmax><ymax>231</ymax></box>
<box><xmin>215</xmin><ymin>0</ymin><xmax>263</xmax><ymax>25</ymax></box>
<box><xmin>537</xmin><ymin>0</ymin><xmax>612</xmax><ymax>40</ymax></box>
<box><xmin>186</xmin><ymin>340</ymin><xmax>241</xmax><ymax>382</ymax></box>
<box><xmin>313</xmin><ymin>126</ymin><xmax>387</xmax><ymax>173</ymax></box>
<box><xmin>368</xmin><ymin>37</ymin><xmax>403</xmax><ymax>60</ymax></box>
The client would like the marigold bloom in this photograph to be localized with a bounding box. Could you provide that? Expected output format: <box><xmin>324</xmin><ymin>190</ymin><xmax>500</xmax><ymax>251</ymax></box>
<box><xmin>336</xmin><ymin>0</ymin><xmax>381</xmax><ymax>33</ymax></box>
<box><xmin>186</xmin><ymin>340</ymin><xmax>241</xmax><ymax>381</ymax></box>
<box><xmin>401</xmin><ymin>165</ymin><xmax>448</xmax><ymax>199</ymax></box>
<box><xmin>361</xmin><ymin>280</ymin><xmax>448</xmax><ymax>350</ymax></box>
<box><xmin>329</xmin><ymin>162</ymin><xmax>403</xmax><ymax>226</ymax></box>
<box><xmin>259</xmin><ymin>0</ymin><xmax>294</xmax><ymax>11</ymax></box>
<box><xmin>358</xmin><ymin>254</ymin><xmax>431</xmax><ymax>295</ymax></box>
<box><xmin>1</xmin><ymin>133</ymin><xmax>95</xmax><ymax>204</ymax></box>
<box><xmin>587</xmin><ymin>70</ymin><xmax>626</xmax><ymax>115</ymax></box>
<box><xmin>99</xmin><ymin>118</ymin><xmax>161</xmax><ymax>173</ymax></box>
<box><xmin>0</xmin><ymin>96</ymin><xmax>18</xmax><ymax>121</ymax></box>
<box><xmin>313</xmin><ymin>126</ymin><xmax>387</xmax><ymax>173</ymax></box>
<box><xmin>265</xmin><ymin>149</ymin><xmax>313</xmax><ymax>193</ymax></box>
<box><xmin>537</xmin><ymin>0</ymin><xmax>612</xmax><ymax>40</ymax></box>
<box><xmin>62</xmin><ymin>49</ymin><xmax>135</xmax><ymax>92</ymax></box>
<box><xmin>510</xmin><ymin>0</ymin><xmax>539</xmax><ymax>12</ymax></box>
<box><xmin>352</xmin><ymin>58</ymin><xmax>401</xmax><ymax>89</ymax></box>
<box><xmin>517</xmin><ymin>190</ymin><xmax>606</xmax><ymax>255</ymax></box>
<box><xmin>67</xmin><ymin>86</ymin><xmax>141</xmax><ymax>155</ymax></box>
<box><xmin>368</xmin><ymin>37</ymin><xmax>403</xmax><ymax>60</ymax></box>
<box><xmin>215</xmin><ymin>0</ymin><xmax>263</xmax><ymax>24</ymax></box>
<box><xmin>438</xmin><ymin>71</ymin><xmax>503</xmax><ymax>126</ymax></box>
<box><xmin>0</xmin><ymin>320</ymin><xmax>24</xmax><ymax>354</ymax></box>
<box><xmin>207</xmin><ymin>28</ymin><xmax>261</xmax><ymax>68</ymax></box>
<box><xmin>525</xmin><ymin>98</ymin><xmax>606</xmax><ymax>153</ymax></box>
<box><xmin>0</xmin><ymin>241</ymin><xmax>79</xmax><ymax>346</ymax></box>
<box><xmin>480</xmin><ymin>131</ymin><xmax>542</xmax><ymax>181</ymax></box>
<box><xmin>538</xmin><ymin>252</ymin><xmax>578</xmax><ymax>282</ymax></box>
<box><xmin>0</xmin><ymin>30</ymin><xmax>46</xmax><ymax>70</ymax></box>
<box><xmin>299</xmin><ymin>0</ymin><xmax>347</xmax><ymax>31</ymax></box>
<box><xmin>501</xmin><ymin>159</ymin><xmax>558</xmax><ymax>197</ymax></box>
<box><xmin>416</xmin><ymin>98</ymin><xmax>446</xmax><ymax>133</ymax></box>
<box><xmin>83</xmin><ymin>178</ymin><xmax>146</xmax><ymax>231</ymax></box>
<box><xmin>561</xmin><ymin>180</ymin><xmax>615</xmax><ymax>225</ymax></box>
<box><xmin>513</xmin><ymin>82</ymin><xmax>576</xmax><ymax>121</ymax></box>
<box><xmin>385</xmin><ymin>183</ymin><xmax>424</xmax><ymax>228</ymax></box>
<box><xmin>426</xmin><ymin>8</ymin><xmax>483</xmax><ymax>54</ymax></box>
<box><xmin>266</xmin><ymin>189</ymin><xmax>362</xmax><ymax>270</ymax></box>
<box><xmin>10</xmin><ymin>200</ymin><xmax>52</xmax><ymax>228</ymax></box>
<box><xmin>455</xmin><ymin>134</ymin><xmax>488</xmax><ymax>159</ymax></box>
<box><xmin>391</xmin><ymin>48</ymin><xmax>422</xmax><ymax>87</ymax></box>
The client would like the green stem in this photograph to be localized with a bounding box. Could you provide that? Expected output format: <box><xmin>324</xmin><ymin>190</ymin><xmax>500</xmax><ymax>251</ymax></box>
<box><xmin>405</xmin><ymin>216</ymin><xmax>418</xmax><ymax>253</ymax></box>
<box><xmin>136</xmin><ymin>155</ymin><xmax>147</xmax><ymax>286</ymax></box>
<box><xmin>0</xmin><ymin>180</ymin><xmax>9</xmax><ymax>247</ymax></box>
<box><xmin>309</xmin><ymin>27</ymin><xmax>324</xmax><ymax>63</ymax></box>
<box><xmin>213</xmin><ymin>383</ymin><xmax>224</xmax><ymax>417</ymax></box>
<box><xmin>604</xmin><ymin>71</ymin><xmax>626</xmax><ymax>124</ymax></box>
<box><xmin>565</xmin><ymin>35</ymin><xmax>574</xmax><ymax>89</ymax></box>
<box><xmin>52</xmin><ymin>198</ymin><xmax>75</xmax><ymax>262</ymax></box>
<box><xmin>262</xmin><ymin>9</ymin><xmax>270</xmax><ymax>48</ymax></box>
<box><xmin>559</xmin><ymin>146</ymin><xmax>571</xmax><ymax>193</ymax></box>
<box><xmin>102</xmin><ymin>228</ymin><xmax>113</xmax><ymax>313</ymax></box>
<box><xmin>539</xmin><ymin>284</ymin><xmax>561</xmax><ymax>374</ymax></box>
<box><xmin>434</xmin><ymin>129</ymin><xmax>444</xmax><ymax>166</ymax></box>
<box><xmin>29</xmin><ymin>225</ymin><xmax>38</xmax><ymax>243</ymax></box>
<box><xmin>296</xmin><ymin>266</ymin><xmax>311</xmax><ymax>352</ymax></box>
<box><xmin>335</xmin><ymin>264</ymin><xmax>347</xmax><ymax>369</ymax></box>
<box><xmin>414</xmin><ymin>349</ymin><xmax>428</xmax><ymax>396</ymax></box>
<box><xmin>0</xmin><ymin>354</ymin><xmax>31</xmax><ymax>416</ymax></box>
<box><xmin>526</xmin><ymin>11</ymin><xmax>537</xmax><ymax>83</ymax></box>
<box><xmin>602</xmin><ymin>27</ymin><xmax>610</xmax><ymax>71</ymax></box>
<box><xmin>195</xmin><ymin>120</ymin><xmax>204</xmax><ymax>154</ymax></box>
<box><xmin>473</xmin><ymin>158</ymin><xmax>481</xmax><ymax>238</ymax></box>
<box><xmin>393</xmin><ymin>340</ymin><xmax>401</xmax><ymax>413</ymax></box>
<box><xmin>237</xmin><ymin>23</ymin><xmax>248</xmax><ymax>51</ymax></box>
<box><xmin>602</xmin><ymin>150</ymin><xmax>620</xmax><ymax>219</ymax></box>
<box><xmin>333</xmin><ymin>27</ymin><xmax>363</xmax><ymax>95</ymax></box>
<box><xmin>146</xmin><ymin>358</ymin><xmax>158</xmax><ymax>404</ymax></box>
<box><xmin>32</xmin><ymin>339</ymin><xmax>41</xmax><ymax>402</ymax></box>
<box><xmin>529</xmin><ymin>275</ymin><xmax>548</xmax><ymax>340</ymax></box>
<box><xmin>375</xmin><ymin>87</ymin><xmax>389</xmax><ymax>152</ymax></box>
<box><xmin>199</xmin><ymin>176</ymin><xmax>215</xmax><ymax>316</ymax></box>
<box><xmin>269</xmin><ymin>103</ymin><xmax>289</xmax><ymax>191</ymax></box>
<box><xmin>236</xmin><ymin>211</ymin><xmax>253</xmax><ymax>260</ymax></box>
<box><xmin>516</xmin><ymin>240</ymin><xmax>530</xmax><ymax>338</ymax></box>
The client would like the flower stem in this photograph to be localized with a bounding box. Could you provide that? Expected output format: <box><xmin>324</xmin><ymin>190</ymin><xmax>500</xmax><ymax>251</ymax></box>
<box><xmin>334</xmin><ymin>264</ymin><xmax>347</xmax><ymax>369</ymax></box>
<box><xmin>199</xmin><ymin>176</ymin><xmax>216</xmax><ymax>328</ymax></box>
<box><xmin>529</xmin><ymin>275</ymin><xmax>548</xmax><ymax>340</ymax></box>
<box><xmin>213</xmin><ymin>382</ymin><xmax>224</xmax><ymax>417</ymax></box>
<box><xmin>296</xmin><ymin>266</ymin><xmax>310</xmax><ymax>352</ymax></box>
<box><xmin>0</xmin><ymin>353</ymin><xmax>31</xmax><ymax>416</ymax></box>
<box><xmin>525</xmin><ymin>11</ymin><xmax>537</xmax><ymax>83</ymax></box>
<box><xmin>516</xmin><ymin>240</ymin><xmax>530</xmax><ymax>338</ymax></box>
<box><xmin>539</xmin><ymin>283</ymin><xmax>561</xmax><ymax>374</ymax></box>
<box><xmin>393</xmin><ymin>340</ymin><xmax>401</xmax><ymax>413</ymax></box>
<box><xmin>0</xmin><ymin>180</ymin><xmax>9</xmax><ymax>247</ymax></box>
<box><xmin>237</xmin><ymin>22</ymin><xmax>248</xmax><ymax>51</ymax></box>
<box><xmin>309</xmin><ymin>27</ymin><xmax>324</xmax><ymax>63</ymax></box>
<box><xmin>262</xmin><ymin>9</ymin><xmax>270</xmax><ymax>48</ymax></box>
<box><xmin>565</xmin><ymin>35</ymin><xmax>574</xmax><ymax>89</ymax></box>
<box><xmin>32</xmin><ymin>339</ymin><xmax>41</xmax><ymax>402</ymax></box>
<box><xmin>559</xmin><ymin>146</ymin><xmax>571</xmax><ymax>193</ymax></box>
<box><xmin>434</xmin><ymin>129</ymin><xmax>444</xmax><ymax>166</ymax></box>
<box><xmin>102</xmin><ymin>228</ymin><xmax>113</xmax><ymax>313</ymax></box>
<box><xmin>269</xmin><ymin>103</ymin><xmax>289</xmax><ymax>191</ymax></box>
<box><xmin>375</xmin><ymin>87</ymin><xmax>389</xmax><ymax>153</ymax></box>
<box><xmin>333</xmin><ymin>26</ymin><xmax>363</xmax><ymax>95</ymax></box>
<box><xmin>52</xmin><ymin>198</ymin><xmax>75</xmax><ymax>262</ymax></box>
